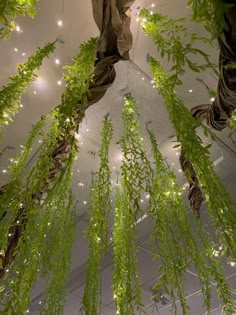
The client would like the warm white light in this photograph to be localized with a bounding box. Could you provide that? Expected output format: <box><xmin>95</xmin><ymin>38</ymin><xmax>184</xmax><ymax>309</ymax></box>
<box><xmin>171</xmin><ymin>162</ymin><xmax>175</xmax><ymax>166</ymax></box>
<box><xmin>178</xmin><ymin>169</ymin><xmax>182</xmax><ymax>173</ymax></box>
<box><xmin>189</xmin><ymin>89</ymin><xmax>193</xmax><ymax>93</ymax></box>
<box><xmin>152</xmin><ymin>85</ymin><xmax>155</xmax><ymax>88</ymax></box>
<box><xmin>16</xmin><ymin>25</ymin><xmax>21</xmax><ymax>32</ymax></box>
<box><xmin>113</xmin><ymin>166</ymin><xmax>116</xmax><ymax>170</ymax></box>
<box><xmin>6</xmin><ymin>269</ymin><xmax>9</xmax><ymax>273</ymax></box>
<box><xmin>26</xmin><ymin>310</ymin><xmax>29</xmax><ymax>313</ymax></box>
<box><xmin>14</xmin><ymin>48</ymin><xmax>18</xmax><ymax>52</ymax></box>
<box><xmin>230</xmin><ymin>261</ymin><xmax>236</xmax><ymax>267</ymax></box>
<box><xmin>39</xmin><ymin>301</ymin><xmax>42</xmax><ymax>305</ymax></box>
<box><xmin>141</xmin><ymin>199</ymin><xmax>144</xmax><ymax>203</ymax></box>
<box><xmin>2</xmin><ymin>169</ymin><xmax>7</xmax><ymax>173</ymax></box>
<box><xmin>8</xmin><ymin>233</ymin><xmax>12</xmax><ymax>237</ymax></box>
<box><xmin>136</xmin><ymin>17</ymin><xmax>140</xmax><ymax>22</ymax></box>
<box><xmin>77</xmin><ymin>169</ymin><xmax>80</xmax><ymax>173</ymax></box>
<box><xmin>22</xmin><ymin>53</ymin><xmax>26</xmax><ymax>56</ymax></box>
<box><xmin>57</xmin><ymin>80</ymin><xmax>62</xmax><ymax>86</ymax></box>
<box><xmin>210</xmin><ymin>97</ymin><xmax>215</xmax><ymax>102</ymax></box>
<box><xmin>151</xmin><ymin>3</ymin><xmax>155</xmax><ymax>7</ymax></box>
<box><xmin>55</xmin><ymin>58</ymin><xmax>60</xmax><ymax>65</ymax></box>
<box><xmin>83</xmin><ymin>201</ymin><xmax>87</xmax><ymax>205</ymax></box>
<box><xmin>38</xmin><ymin>140</ymin><xmax>42</xmax><ymax>143</ymax></box>
<box><xmin>57</xmin><ymin>20</ymin><xmax>63</xmax><ymax>27</ymax></box>
<box><xmin>146</xmin><ymin>194</ymin><xmax>150</xmax><ymax>199</ymax></box>
<box><xmin>80</xmin><ymin>142</ymin><xmax>83</xmax><ymax>145</ymax></box>
<box><xmin>150</xmin><ymin>11</ymin><xmax>153</xmax><ymax>15</ymax></box>
<box><xmin>16</xmin><ymin>220</ymin><xmax>20</xmax><ymax>224</ymax></box>
<box><xmin>33</xmin><ymin>91</ymin><xmax>37</xmax><ymax>95</ymax></box>
<box><xmin>20</xmin><ymin>104</ymin><xmax>23</xmax><ymax>108</ymax></box>
<box><xmin>86</xmin><ymin>128</ymin><xmax>89</xmax><ymax>132</ymax></box>
<box><xmin>141</xmin><ymin>77</ymin><xmax>145</xmax><ymax>80</ymax></box>
<box><xmin>66</xmin><ymin>118</ymin><xmax>70</xmax><ymax>122</ymax></box>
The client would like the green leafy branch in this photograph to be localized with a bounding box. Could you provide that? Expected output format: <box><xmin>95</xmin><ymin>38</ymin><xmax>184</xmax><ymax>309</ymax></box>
<box><xmin>81</xmin><ymin>117</ymin><xmax>113</xmax><ymax>315</ymax></box>
<box><xmin>139</xmin><ymin>9</ymin><xmax>217</xmax><ymax>85</ymax></box>
<box><xmin>149</xmin><ymin>56</ymin><xmax>236</xmax><ymax>260</ymax></box>
<box><xmin>0</xmin><ymin>0</ymin><xmax>39</xmax><ymax>39</ymax></box>
<box><xmin>0</xmin><ymin>42</ymin><xmax>56</xmax><ymax>129</ymax></box>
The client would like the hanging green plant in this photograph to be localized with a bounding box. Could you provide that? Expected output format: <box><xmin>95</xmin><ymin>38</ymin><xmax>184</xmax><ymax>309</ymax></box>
<box><xmin>112</xmin><ymin>186</ymin><xmax>142</xmax><ymax>315</ymax></box>
<box><xmin>81</xmin><ymin>116</ymin><xmax>113</xmax><ymax>315</ymax></box>
<box><xmin>187</xmin><ymin>0</ymin><xmax>233</xmax><ymax>38</ymax></box>
<box><xmin>0</xmin><ymin>0</ymin><xmax>39</xmax><ymax>39</ymax></box>
<box><xmin>139</xmin><ymin>9</ymin><xmax>217</xmax><ymax>86</ymax></box>
<box><xmin>119</xmin><ymin>95</ymin><xmax>152</xmax><ymax>216</ymax></box>
<box><xmin>1</xmin><ymin>140</ymin><xmax>76</xmax><ymax>314</ymax></box>
<box><xmin>148</xmin><ymin>56</ymin><xmax>236</xmax><ymax>259</ymax></box>
<box><xmin>147</xmin><ymin>128</ymin><xmax>235</xmax><ymax>314</ymax></box>
<box><xmin>0</xmin><ymin>41</ymin><xmax>56</xmax><ymax>129</ymax></box>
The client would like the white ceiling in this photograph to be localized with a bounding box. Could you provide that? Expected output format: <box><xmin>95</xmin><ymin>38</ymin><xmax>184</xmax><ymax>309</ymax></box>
<box><xmin>0</xmin><ymin>0</ymin><xmax>236</xmax><ymax>314</ymax></box>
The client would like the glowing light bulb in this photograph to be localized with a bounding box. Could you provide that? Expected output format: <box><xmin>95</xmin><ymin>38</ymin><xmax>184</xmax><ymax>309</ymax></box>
<box><xmin>22</xmin><ymin>53</ymin><xmax>26</xmax><ymax>56</ymax></box>
<box><xmin>189</xmin><ymin>89</ymin><xmax>193</xmax><ymax>93</ymax></box>
<box><xmin>16</xmin><ymin>25</ymin><xmax>21</xmax><ymax>32</ymax></box>
<box><xmin>83</xmin><ymin>201</ymin><xmax>87</xmax><ymax>205</ymax></box>
<box><xmin>141</xmin><ymin>199</ymin><xmax>144</xmax><ymax>203</ymax></box>
<box><xmin>33</xmin><ymin>91</ymin><xmax>37</xmax><ymax>95</ymax></box>
<box><xmin>2</xmin><ymin>169</ymin><xmax>7</xmax><ymax>173</ymax></box>
<box><xmin>57</xmin><ymin>80</ymin><xmax>62</xmax><ymax>86</ymax></box>
<box><xmin>55</xmin><ymin>58</ymin><xmax>60</xmax><ymax>65</ymax></box>
<box><xmin>38</xmin><ymin>140</ymin><xmax>42</xmax><ymax>143</ymax></box>
<box><xmin>20</xmin><ymin>104</ymin><xmax>23</xmax><ymax>108</ymax></box>
<box><xmin>210</xmin><ymin>97</ymin><xmax>215</xmax><ymax>102</ymax></box>
<box><xmin>14</xmin><ymin>48</ymin><xmax>18</xmax><ymax>52</ymax></box>
<box><xmin>230</xmin><ymin>261</ymin><xmax>236</xmax><ymax>267</ymax></box>
<box><xmin>57</xmin><ymin>20</ymin><xmax>63</xmax><ymax>27</ymax></box>
<box><xmin>141</xmin><ymin>77</ymin><xmax>145</xmax><ymax>80</ymax></box>
<box><xmin>151</xmin><ymin>3</ymin><xmax>155</xmax><ymax>7</ymax></box>
<box><xmin>178</xmin><ymin>169</ymin><xmax>182</xmax><ymax>173</ymax></box>
<box><xmin>39</xmin><ymin>301</ymin><xmax>42</xmax><ymax>305</ymax></box>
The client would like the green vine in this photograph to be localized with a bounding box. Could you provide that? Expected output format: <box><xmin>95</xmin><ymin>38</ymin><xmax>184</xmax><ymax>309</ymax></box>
<box><xmin>148</xmin><ymin>128</ymin><xmax>235</xmax><ymax>314</ymax></box>
<box><xmin>0</xmin><ymin>0</ymin><xmax>39</xmax><ymax>39</ymax></box>
<box><xmin>112</xmin><ymin>186</ymin><xmax>142</xmax><ymax>315</ymax></box>
<box><xmin>139</xmin><ymin>9</ymin><xmax>217</xmax><ymax>85</ymax></box>
<box><xmin>119</xmin><ymin>96</ymin><xmax>152</xmax><ymax>216</ymax></box>
<box><xmin>0</xmin><ymin>42</ymin><xmax>56</xmax><ymax>129</ymax></box>
<box><xmin>187</xmin><ymin>0</ymin><xmax>233</xmax><ymax>38</ymax></box>
<box><xmin>149</xmin><ymin>56</ymin><xmax>236</xmax><ymax>260</ymax></box>
<box><xmin>81</xmin><ymin>117</ymin><xmax>113</xmax><ymax>315</ymax></box>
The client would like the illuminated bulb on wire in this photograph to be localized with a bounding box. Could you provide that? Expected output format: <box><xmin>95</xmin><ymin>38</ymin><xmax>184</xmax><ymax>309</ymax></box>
<box><xmin>39</xmin><ymin>301</ymin><xmax>42</xmax><ymax>305</ymax></box>
<box><xmin>230</xmin><ymin>261</ymin><xmax>236</xmax><ymax>267</ymax></box>
<box><xmin>22</xmin><ymin>53</ymin><xmax>26</xmax><ymax>56</ymax></box>
<box><xmin>6</xmin><ymin>269</ymin><xmax>9</xmax><ymax>273</ymax></box>
<box><xmin>142</xmin><ymin>77</ymin><xmax>145</xmax><ymax>81</ymax></box>
<box><xmin>33</xmin><ymin>91</ymin><xmax>37</xmax><ymax>95</ymax></box>
<box><xmin>20</xmin><ymin>104</ymin><xmax>23</xmax><ymax>108</ymax></box>
<box><xmin>146</xmin><ymin>194</ymin><xmax>150</xmax><ymax>199</ymax></box>
<box><xmin>55</xmin><ymin>58</ymin><xmax>60</xmax><ymax>65</ymax></box>
<box><xmin>178</xmin><ymin>169</ymin><xmax>182</xmax><ymax>173</ymax></box>
<box><xmin>16</xmin><ymin>25</ymin><xmax>21</xmax><ymax>32</ymax></box>
<box><xmin>57</xmin><ymin>20</ymin><xmax>63</xmax><ymax>27</ymax></box>
<box><xmin>141</xmin><ymin>199</ymin><xmax>144</xmax><ymax>203</ymax></box>
<box><xmin>38</xmin><ymin>140</ymin><xmax>42</xmax><ymax>143</ymax></box>
<box><xmin>26</xmin><ymin>310</ymin><xmax>29</xmax><ymax>314</ymax></box>
<box><xmin>210</xmin><ymin>97</ymin><xmax>215</xmax><ymax>102</ymax></box>
<box><xmin>151</xmin><ymin>3</ymin><xmax>155</xmax><ymax>7</ymax></box>
<box><xmin>66</xmin><ymin>118</ymin><xmax>70</xmax><ymax>122</ymax></box>
<box><xmin>86</xmin><ymin>128</ymin><xmax>89</xmax><ymax>132</ymax></box>
<box><xmin>57</xmin><ymin>80</ymin><xmax>62</xmax><ymax>86</ymax></box>
<box><xmin>14</xmin><ymin>48</ymin><xmax>18</xmax><ymax>52</ymax></box>
<box><xmin>136</xmin><ymin>17</ymin><xmax>140</xmax><ymax>22</ymax></box>
<box><xmin>2</xmin><ymin>170</ymin><xmax>7</xmax><ymax>173</ymax></box>
<box><xmin>189</xmin><ymin>89</ymin><xmax>193</xmax><ymax>93</ymax></box>
<box><xmin>83</xmin><ymin>201</ymin><xmax>87</xmax><ymax>205</ymax></box>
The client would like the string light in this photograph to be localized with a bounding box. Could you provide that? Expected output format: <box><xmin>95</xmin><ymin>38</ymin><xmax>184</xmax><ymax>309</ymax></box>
<box><xmin>16</xmin><ymin>25</ymin><xmax>21</xmax><ymax>32</ymax></box>
<box><xmin>33</xmin><ymin>91</ymin><xmax>37</xmax><ymax>95</ymax></box>
<box><xmin>14</xmin><ymin>48</ymin><xmax>18</xmax><ymax>52</ymax></box>
<box><xmin>2</xmin><ymin>169</ymin><xmax>7</xmax><ymax>173</ymax></box>
<box><xmin>151</xmin><ymin>3</ymin><xmax>155</xmax><ymax>7</ymax></box>
<box><xmin>178</xmin><ymin>169</ymin><xmax>182</xmax><ymax>173</ymax></box>
<box><xmin>57</xmin><ymin>20</ymin><xmax>63</xmax><ymax>27</ymax></box>
<box><xmin>210</xmin><ymin>97</ymin><xmax>215</xmax><ymax>102</ymax></box>
<box><xmin>22</xmin><ymin>53</ymin><xmax>26</xmax><ymax>56</ymax></box>
<box><xmin>57</xmin><ymin>80</ymin><xmax>62</xmax><ymax>86</ymax></box>
<box><xmin>77</xmin><ymin>169</ymin><xmax>80</xmax><ymax>173</ymax></box>
<box><xmin>83</xmin><ymin>201</ymin><xmax>87</xmax><ymax>205</ymax></box>
<box><xmin>230</xmin><ymin>261</ymin><xmax>236</xmax><ymax>267</ymax></box>
<box><xmin>189</xmin><ymin>89</ymin><xmax>193</xmax><ymax>93</ymax></box>
<box><xmin>141</xmin><ymin>199</ymin><xmax>144</xmax><ymax>203</ymax></box>
<box><xmin>38</xmin><ymin>301</ymin><xmax>42</xmax><ymax>305</ymax></box>
<box><xmin>86</xmin><ymin>128</ymin><xmax>89</xmax><ymax>132</ymax></box>
<box><xmin>38</xmin><ymin>140</ymin><xmax>42</xmax><ymax>143</ymax></box>
<box><xmin>55</xmin><ymin>58</ymin><xmax>60</xmax><ymax>65</ymax></box>
<box><xmin>20</xmin><ymin>104</ymin><xmax>23</xmax><ymax>108</ymax></box>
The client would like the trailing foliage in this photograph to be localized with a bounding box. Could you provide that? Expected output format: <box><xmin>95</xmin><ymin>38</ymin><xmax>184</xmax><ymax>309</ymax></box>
<box><xmin>149</xmin><ymin>56</ymin><xmax>236</xmax><ymax>260</ymax></box>
<box><xmin>119</xmin><ymin>96</ymin><xmax>152</xmax><ymax>216</ymax></box>
<box><xmin>0</xmin><ymin>0</ymin><xmax>38</xmax><ymax>39</ymax></box>
<box><xmin>0</xmin><ymin>38</ymin><xmax>97</xmax><ymax>312</ymax></box>
<box><xmin>112</xmin><ymin>186</ymin><xmax>142</xmax><ymax>315</ymax></box>
<box><xmin>0</xmin><ymin>42</ymin><xmax>56</xmax><ymax>128</ymax></box>
<box><xmin>40</xmin><ymin>188</ymin><xmax>76</xmax><ymax>314</ymax></box>
<box><xmin>1</xmin><ymin>140</ymin><xmax>76</xmax><ymax>314</ymax></box>
<box><xmin>187</xmin><ymin>0</ymin><xmax>232</xmax><ymax>38</ymax></box>
<box><xmin>81</xmin><ymin>117</ymin><xmax>113</xmax><ymax>315</ymax></box>
<box><xmin>148</xmin><ymin>128</ymin><xmax>235</xmax><ymax>314</ymax></box>
<box><xmin>139</xmin><ymin>9</ymin><xmax>217</xmax><ymax>85</ymax></box>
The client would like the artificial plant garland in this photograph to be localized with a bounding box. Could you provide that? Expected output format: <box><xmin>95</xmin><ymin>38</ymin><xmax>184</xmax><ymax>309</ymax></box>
<box><xmin>0</xmin><ymin>0</ymin><xmax>39</xmax><ymax>39</ymax></box>
<box><xmin>112</xmin><ymin>186</ymin><xmax>142</xmax><ymax>315</ymax></box>
<box><xmin>148</xmin><ymin>57</ymin><xmax>236</xmax><ymax>259</ymax></box>
<box><xmin>147</xmin><ymin>127</ymin><xmax>235</xmax><ymax>314</ymax></box>
<box><xmin>0</xmin><ymin>41</ymin><xmax>56</xmax><ymax>129</ymax></box>
<box><xmin>0</xmin><ymin>37</ymin><xmax>97</xmax><ymax>281</ymax></box>
<box><xmin>81</xmin><ymin>116</ymin><xmax>113</xmax><ymax>315</ymax></box>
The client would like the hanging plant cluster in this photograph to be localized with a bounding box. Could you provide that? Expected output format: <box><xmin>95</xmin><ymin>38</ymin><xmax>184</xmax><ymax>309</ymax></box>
<box><xmin>0</xmin><ymin>0</ymin><xmax>236</xmax><ymax>314</ymax></box>
<box><xmin>0</xmin><ymin>0</ymin><xmax>39</xmax><ymax>39</ymax></box>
